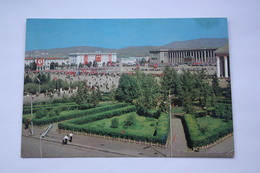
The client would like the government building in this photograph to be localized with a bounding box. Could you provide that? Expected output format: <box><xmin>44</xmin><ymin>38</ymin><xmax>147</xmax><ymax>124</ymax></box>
<box><xmin>149</xmin><ymin>48</ymin><xmax>217</xmax><ymax>64</ymax></box>
<box><xmin>149</xmin><ymin>46</ymin><xmax>230</xmax><ymax>78</ymax></box>
<box><xmin>69</xmin><ymin>52</ymin><xmax>117</xmax><ymax>67</ymax></box>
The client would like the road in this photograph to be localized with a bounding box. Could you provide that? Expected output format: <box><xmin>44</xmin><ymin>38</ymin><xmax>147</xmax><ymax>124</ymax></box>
<box><xmin>21</xmin><ymin>135</ymin><xmax>124</xmax><ymax>158</ymax></box>
<box><xmin>21</xmin><ymin>126</ymin><xmax>167</xmax><ymax>158</ymax></box>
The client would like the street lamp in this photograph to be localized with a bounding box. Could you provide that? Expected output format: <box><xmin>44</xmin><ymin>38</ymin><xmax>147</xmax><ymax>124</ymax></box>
<box><xmin>169</xmin><ymin>92</ymin><xmax>173</xmax><ymax>157</ymax></box>
<box><xmin>36</xmin><ymin>78</ymin><xmax>40</xmax><ymax>95</ymax></box>
<box><xmin>30</xmin><ymin>95</ymin><xmax>34</xmax><ymax>136</ymax></box>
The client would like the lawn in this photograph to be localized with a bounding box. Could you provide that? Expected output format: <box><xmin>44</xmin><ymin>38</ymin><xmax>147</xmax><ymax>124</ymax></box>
<box><xmin>85</xmin><ymin>112</ymin><xmax>158</xmax><ymax>137</ymax></box>
<box><xmin>183</xmin><ymin>114</ymin><xmax>233</xmax><ymax>148</ymax></box>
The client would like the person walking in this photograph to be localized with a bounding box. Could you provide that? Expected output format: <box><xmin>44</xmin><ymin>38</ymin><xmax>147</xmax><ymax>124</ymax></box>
<box><xmin>69</xmin><ymin>133</ymin><xmax>73</xmax><ymax>143</ymax></box>
<box><xmin>62</xmin><ymin>134</ymin><xmax>69</xmax><ymax>145</ymax></box>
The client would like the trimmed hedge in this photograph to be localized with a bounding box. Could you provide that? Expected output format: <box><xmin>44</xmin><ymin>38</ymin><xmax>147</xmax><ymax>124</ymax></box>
<box><xmin>58</xmin><ymin>110</ymin><xmax>169</xmax><ymax>145</ymax></box>
<box><xmin>183</xmin><ymin>114</ymin><xmax>233</xmax><ymax>148</ymax></box>
<box><xmin>59</xmin><ymin>122</ymin><xmax>166</xmax><ymax>144</ymax></box>
<box><xmin>32</xmin><ymin>103</ymin><xmax>129</xmax><ymax>126</ymax></box>
<box><xmin>136</xmin><ymin>109</ymin><xmax>160</xmax><ymax>119</ymax></box>
<box><xmin>155</xmin><ymin>113</ymin><xmax>170</xmax><ymax>143</ymax></box>
<box><xmin>66</xmin><ymin>105</ymin><xmax>137</xmax><ymax>125</ymax></box>
<box><xmin>23</xmin><ymin>102</ymin><xmax>77</xmax><ymax>114</ymax></box>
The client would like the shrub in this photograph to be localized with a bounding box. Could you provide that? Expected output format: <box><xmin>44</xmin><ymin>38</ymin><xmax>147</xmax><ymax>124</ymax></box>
<box><xmin>35</xmin><ymin>108</ymin><xmax>48</xmax><ymax>119</ymax></box>
<box><xmin>137</xmin><ymin>109</ymin><xmax>160</xmax><ymax>119</ymax></box>
<box><xmin>111</xmin><ymin>118</ymin><xmax>119</xmax><ymax>128</ymax></box>
<box><xmin>124</xmin><ymin>113</ymin><xmax>136</xmax><ymax>127</ymax></box>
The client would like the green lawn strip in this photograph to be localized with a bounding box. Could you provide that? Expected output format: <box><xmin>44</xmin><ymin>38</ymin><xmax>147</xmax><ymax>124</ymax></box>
<box><xmin>32</xmin><ymin>103</ymin><xmax>129</xmax><ymax>126</ymax></box>
<box><xmin>183</xmin><ymin>114</ymin><xmax>233</xmax><ymax>148</ymax></box>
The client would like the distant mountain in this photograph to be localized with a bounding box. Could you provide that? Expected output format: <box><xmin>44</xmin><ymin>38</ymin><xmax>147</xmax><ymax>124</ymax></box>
<box><xmin>161</xmin><ymin>38</ymin><xmax>228</xmax><ymax>49</ymax></box>
<box><xmin>25</xmin><ymin>38</ymin><xmax>228</xmax><ymax>58</ymax></box>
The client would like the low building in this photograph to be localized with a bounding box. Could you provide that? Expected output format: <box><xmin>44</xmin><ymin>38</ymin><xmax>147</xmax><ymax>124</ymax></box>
<box><xmin>25</xmin><ymin>57</ymin><xmax>69</xmax><ymax>70</ymax></box>
<box><xmin>69</xmin><ymin>52</ymin><xmax>117</xmax><ymax>67</ymax></box>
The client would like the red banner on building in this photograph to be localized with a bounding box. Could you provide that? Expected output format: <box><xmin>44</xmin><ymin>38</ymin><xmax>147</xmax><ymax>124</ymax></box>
<box><xmin>36</xmin><ymin>58</ymin><xmax>44</xmax><ymax>66</ymax></box>
<box><xmin>95</xmin><ymin>55</ymin><xmax>101</xmax><ymax>62</ymax></box>
<box><xmin>84</xmin><ymin>55</ymin><xmax>88</xmax><ymax>64</ymax></box>
<box><xmin>108</xmin><ymin>54</ymin><xmax>112</xmax><ymax>63</ymax></box>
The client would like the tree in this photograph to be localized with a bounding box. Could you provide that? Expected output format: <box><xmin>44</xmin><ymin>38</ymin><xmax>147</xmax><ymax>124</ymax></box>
<box><xmin>225</xmin><ymin>79</ymin><xmax>232</xmax><ymax>99</ymax></box>
<box><xmin>116</xmin><ymin>74</ymin><xmax>140</xmax><ymax>103</ymax></box>
<box><xmin>194</xmin><ymin>70</ymin><xmax>212</xmax><ymax>109</ymax></box>
<box><xmin>50</xmin><ymin>62</ymin><xmax>55</xmax><ymax>69</ymax></box>
<box><xmin>134</xmin><ymin>74</ymin><xmax>161</xmax><ymax>111</ymax></box>
<box><xmin>24</xmin><ymin>75</ymin><xmax>32</xmax><ymax>84</ymax></box>
<box><xmin>29</xmin><ymin>62</ymin><xmax>37</xmax><ymax>70</ymax></box>
<box><xmin>88</xmin><ymin>89</ymin><xmax>101</xmax><ymax>107</ymax></box>
<box><xmin>178</xmin><ymin>71</ymin><xmax>196</xmax><ymax>113</ymax></box>
<box><xmin>74</xmin><ymin>83</ymin><xmax>89</xmax><ymax>105</ymax></box>
<box><xmin>212</xmin><ymin>74</ymin><xmax>220</xmax><ymax>97</ymax></box>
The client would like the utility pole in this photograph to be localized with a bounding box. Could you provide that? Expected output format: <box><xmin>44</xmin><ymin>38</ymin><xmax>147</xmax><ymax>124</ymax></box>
<box><xmin>169</xmin><ymin>92</ymin><xmax>173</xmax><ymax>157</ymax></box>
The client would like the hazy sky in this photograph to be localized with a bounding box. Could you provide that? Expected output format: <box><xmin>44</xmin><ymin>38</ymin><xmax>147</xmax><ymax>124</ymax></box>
<box><xmin>26</xmin><ymin>18</ymin><xmax>228</xmax><ymax>51</ymax></box>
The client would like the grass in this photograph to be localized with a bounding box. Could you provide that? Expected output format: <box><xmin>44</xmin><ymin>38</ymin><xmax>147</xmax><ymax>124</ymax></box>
<box><xmin>82</xmin><ymin>112</ymin><xmax>158</xmax><ymax>137</ymax></box>
<box><xmin>184</xmin><ymin>114</ymin><xmax>233</xmax><ymax>148</ymax></box>
<box><xmin>196</xmin><ymin>116</ymin><xmax>232</xmax><ymax>135</ymax></box>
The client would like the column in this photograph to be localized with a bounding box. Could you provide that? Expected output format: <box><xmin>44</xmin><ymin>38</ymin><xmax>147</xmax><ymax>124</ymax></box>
<box><xmin>216</xmin><ymin>56</ymin><xmax>220</xmax><ymax>77</ymax></box>
<box><xmin>204</xmin><ymin>51</ymin><xmax>207</xmax><ymax>62</ymax></box>
<box><xmin>195</xmin><ymin>51</ymin><xmax>198</xmax><ymax>61</ymax></box>
<box><xmin>224</xmin><ymin>56</ymin><xmax>229</xmax><ymax>77</ymax></box>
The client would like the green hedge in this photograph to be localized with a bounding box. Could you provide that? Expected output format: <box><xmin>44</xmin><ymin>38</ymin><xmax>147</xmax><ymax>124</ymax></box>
<box><xmin>136</xmin><ymin>109</ymin><xmax>160</xmax><ymax>119</ymax></box>
<box><xmin>155</xmin><ymin>113</ymin><xmax>169</xmax><ymax>143</ymax></box>
<box><xmin>32</xmin><ymin>103</ymin><xmax>129</xmax><ymax>126</ymax></box>
<box><xmin>59</xmin><ymin>122</ymin><xmax>166</xmax><ymax>144</ymax></box>
<box><xmin>66</xmin><ymin>105</ymin><xmax>137</xmax><ymax>125</ymax></box>
<box><xmin>58</xmin><ymin>110</ymin><xmax>168</xmax><ymax>145</ymax></box>
<box><xmin>23</xmin><ymin>102</ymin><xmax>77</xmax><ymax>114</ymax></box>
<box><xmin>183</xmin><ymin>114</ymin><xmax>233</xmax><ymax>148</ymax></box>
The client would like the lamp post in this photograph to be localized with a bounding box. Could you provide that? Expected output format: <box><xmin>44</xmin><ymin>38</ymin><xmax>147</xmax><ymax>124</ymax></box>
<box><xmin>30</xmin><ymin>95</ymin><xmax>34</xmax><ymax>136</ymax></box>
<box><xmin>36</xmin><ymin>78</ymin><xmax>40</xmax><ymax>94</ymax></box>
<box><xmin>169</xmin><ymin>92</ymin><xmax>173</xmax><ymax>157</ymax></box>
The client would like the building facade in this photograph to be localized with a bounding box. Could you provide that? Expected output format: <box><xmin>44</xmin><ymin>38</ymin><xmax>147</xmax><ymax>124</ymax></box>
<box><xmin>69</xmin><ymin>52</ymin><xmax>117</xmax><ymax>67</ymax></box>
<box><xmin>25</xmin><ymin>57</ymin><xmax>69</xmax><ymax>70</ymax></box>
<box><xmin>149</xmin><ymin>48</ymin><xmax>217</xmax><ymax>64</ymax></box>
<box><xmin>215</xmin><ymin>45</ymin><xmax>230</xmax><ymax>78</ymax></box>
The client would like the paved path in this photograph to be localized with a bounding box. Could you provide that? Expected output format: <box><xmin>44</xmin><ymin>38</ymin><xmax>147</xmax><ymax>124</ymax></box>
<box><xmin>22</xmin><ymin>125</ymin><xmax>167</xmax><ymax>158</ymax></box>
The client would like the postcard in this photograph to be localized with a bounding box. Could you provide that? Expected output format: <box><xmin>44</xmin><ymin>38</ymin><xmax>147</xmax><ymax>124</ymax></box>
<box><xmin>21</xmin><ymin>18</ymin><xmax>233</xmax><ymax>158</ymax></box>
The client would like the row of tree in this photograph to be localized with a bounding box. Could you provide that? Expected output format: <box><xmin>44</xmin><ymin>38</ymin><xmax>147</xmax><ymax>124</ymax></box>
<box><xmin>115</xmin><ymin>66</ymin><xmax>230</xmax><ymax>115</ymax></box>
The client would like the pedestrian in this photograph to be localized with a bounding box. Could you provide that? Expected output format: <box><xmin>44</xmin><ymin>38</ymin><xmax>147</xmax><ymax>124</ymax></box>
<box><xmin>62</xmin><ymin>134</ymin><xmax>69</xmax><ymax>145</ymax></box>
<box><xmin>69</xmin><ymin>133</ymin><xmax>73</xmax><ymax>142</ymax></box>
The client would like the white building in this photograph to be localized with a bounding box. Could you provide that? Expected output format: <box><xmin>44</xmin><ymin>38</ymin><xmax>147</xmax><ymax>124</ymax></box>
<box><xmin>25</xmin><ymin>57</ymin><xmax>69</xmax><ymax>70</ymax></box>
<box><xmin>69</xmin><ymin>52</ymin><xmax>117</xmax><ymax>67</ymax></box>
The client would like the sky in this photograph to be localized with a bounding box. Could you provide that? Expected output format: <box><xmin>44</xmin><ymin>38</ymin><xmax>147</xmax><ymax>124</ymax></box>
<box><xmin>26</xmin><ymin>18</ymin><xmax>228</xmax><ymax>51</ymax></box>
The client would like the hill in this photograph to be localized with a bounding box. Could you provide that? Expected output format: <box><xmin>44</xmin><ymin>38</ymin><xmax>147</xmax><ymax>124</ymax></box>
<box><xmin>25</xmin><ymin>38</ymin><xmax>228</xmax><ymax>58</ymax></box>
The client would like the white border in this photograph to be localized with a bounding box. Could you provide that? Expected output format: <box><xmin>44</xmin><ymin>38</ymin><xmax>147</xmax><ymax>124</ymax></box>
<box><xmin>1</xmin><ymin>0</ymin><xmax>260</xmax><ymax>173</ymax></box>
